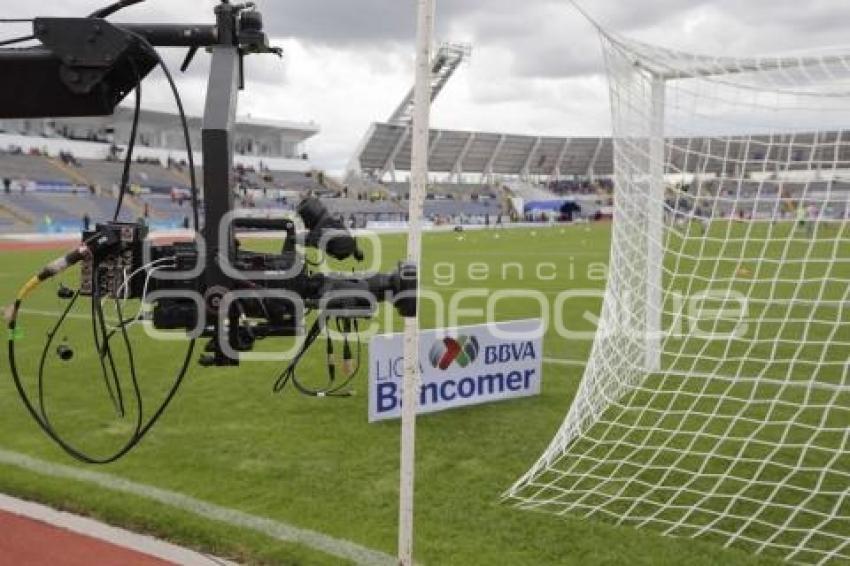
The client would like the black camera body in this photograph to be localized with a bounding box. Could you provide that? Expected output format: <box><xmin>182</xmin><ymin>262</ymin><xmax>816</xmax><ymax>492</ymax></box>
<box><xmin>82</xmin><ymin>199</ymin><xmax>417</xmax><ymax>367</ymax></box>
<box><xmin>81</xmin><ymin>221</ymin><xmax>149</xmax><ymax>299</ymax></box>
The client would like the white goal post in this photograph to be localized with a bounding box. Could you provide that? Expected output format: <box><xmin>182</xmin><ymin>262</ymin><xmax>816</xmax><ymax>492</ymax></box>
<box><xmin>398</xmin><ymin>1</ymin><xmax>435</xmax><ymax>565</ymax></box>
<box><xmin>506</xmin><ymin>31</ymin><xmax>850</xmax><ymax>566</ymax></box>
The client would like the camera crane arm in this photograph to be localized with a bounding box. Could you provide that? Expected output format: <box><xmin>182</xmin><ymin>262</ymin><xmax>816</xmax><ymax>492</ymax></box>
<box><xmin>2</xmin><ymin>0</ymin><xmax>418</xmax><ymax>463</ymax></box>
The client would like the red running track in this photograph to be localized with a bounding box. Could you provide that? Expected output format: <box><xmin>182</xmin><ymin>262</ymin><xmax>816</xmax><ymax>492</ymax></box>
<box><xmin>0</xmin><ymin>510</ymin><xmax>174</xmax><ymax>566</ymax></box>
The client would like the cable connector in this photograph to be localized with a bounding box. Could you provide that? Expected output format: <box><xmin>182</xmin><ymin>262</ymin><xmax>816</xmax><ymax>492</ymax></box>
<box><xmin>3</xmin><ymin>304</ymin><xmax>15</xmax><ymax>324</ymax></box>
<box><xmin>342</xmin><ymin>338</ymin><xmax>354</xmax><ymax>376</ymax></box>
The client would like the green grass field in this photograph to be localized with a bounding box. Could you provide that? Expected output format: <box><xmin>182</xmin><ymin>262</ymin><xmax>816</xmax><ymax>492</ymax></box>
<box><xmin>508</xmin><ymin>220</ymin><xmax>850</xmax><ymax>565</ymax></box>
<box><xmin>0</xmin><ymin>223</ymin><xmax>820</xmax><ymax>565</ymax></box>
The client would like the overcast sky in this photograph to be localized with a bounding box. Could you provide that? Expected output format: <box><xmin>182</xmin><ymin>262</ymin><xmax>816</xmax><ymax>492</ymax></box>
<box><xmin>5</xmin><ymin>0</ymin><xmax>850</xmax><ymax>172</ymax></box>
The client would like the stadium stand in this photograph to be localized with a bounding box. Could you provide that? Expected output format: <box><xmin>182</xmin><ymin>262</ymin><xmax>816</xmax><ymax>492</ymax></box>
<box><xmin>0</xmin><ymin>153</ymin><xmax>76</xmax><ymax>186</ymax></box>
<box><xmin>381</xmin><ymin>181</ymin><xmax>503</xmax><ymax>200</ymax></box>
<box><xmin>0</xmin><ymin>136</ymin><xmax>327</xmax><ymax>232</ymax></box>
<box><xmin>686</xmin><ymin>179</ymin><xmax>850</xmax><ymax>219</ymax></box>
<box><xmin>4</xmin><ymin>146</ymin><xmax>848</xmax><ymax>234</ymax></box>
<box><xmin>504</xmin><ymin>180</ymin><xmax>559</xmax><ymax>201</ymax></box>
<box><xmin>76</xmin><ymin>159</ymin><xmax>191</xmax><ymax>192</ymax></box>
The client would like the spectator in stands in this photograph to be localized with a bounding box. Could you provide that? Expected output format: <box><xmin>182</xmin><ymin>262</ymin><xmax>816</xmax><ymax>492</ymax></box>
<box><xmin>59</xmin><ymin>150</ymin><xmax>81</xmax><ymax>167</ymax></box>
<box><xmin>108</xmin><ymin>144</ymin><xmax>121</xmax><ymax>161</ymax></box>
<box><xmin>82</xmin><ymin>213</ymin><xmax>91</xmax><ymax>232</ymax></box>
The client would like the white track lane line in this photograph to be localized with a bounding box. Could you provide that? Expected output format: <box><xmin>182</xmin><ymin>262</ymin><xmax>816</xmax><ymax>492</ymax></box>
<box><xmin>0</xmin><ymin>449</ymin><xmax>395</xmax><ymax>566</ymax></box>
<box><xmin>0</xmin><ymin>493</ymin><xmax>236</xmax><ymax>565</ymax></box>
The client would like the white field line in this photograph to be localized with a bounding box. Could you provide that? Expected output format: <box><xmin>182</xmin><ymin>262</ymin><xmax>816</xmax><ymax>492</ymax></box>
<box><xmin>19</xmin><ymin>308</ymin><xmax>96</xmax><ymax>321</ymax></box>
<box><xmin>0</xmin><ymin>493</ymin><xmax>236</xmax><ymax>566</ymax></box>
<box><xmin>543</xmin><ymin>358</ymin><xmax>587</xmax><ymax>368</ymax></box>
<box><xmin>0</xmin><ymin>449</ymin><xmax>396</xmax><ymax>566</ymax></box>
<box><xmin>421</xmin><ymin>286</ymin><xmax>595</xmax><ymax>297</ymax></box>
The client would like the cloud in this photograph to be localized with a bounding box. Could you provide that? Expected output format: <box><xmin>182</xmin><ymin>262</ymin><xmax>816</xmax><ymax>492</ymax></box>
<box><xmin>3</xmin><ymin>0</ymin><xmax>850</xmax><ymax>173</ymax></box>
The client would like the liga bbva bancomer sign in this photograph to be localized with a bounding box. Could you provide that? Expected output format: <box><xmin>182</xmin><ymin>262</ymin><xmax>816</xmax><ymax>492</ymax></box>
<box><xmin>368</xmin><ymin>319</ymin><xmax>543</xmax><ymax>422</ymax></box>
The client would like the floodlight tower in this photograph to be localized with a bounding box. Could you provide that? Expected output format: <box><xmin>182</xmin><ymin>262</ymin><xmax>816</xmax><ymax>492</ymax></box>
<box><xmin>388</xmin><ymin>41</ymin><xmax>471</xmax><ymax>126</ymax></box>
<box><xmin>345</xmin><ymin>41</ymin><xmax>470</xmax><ymax>185</ymax></box>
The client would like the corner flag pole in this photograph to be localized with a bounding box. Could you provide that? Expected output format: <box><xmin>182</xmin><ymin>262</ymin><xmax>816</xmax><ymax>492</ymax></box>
<box><xmin>398</xmin><ymin>0</ymin><xmax>434</xmax><ymax>564</ymax></box>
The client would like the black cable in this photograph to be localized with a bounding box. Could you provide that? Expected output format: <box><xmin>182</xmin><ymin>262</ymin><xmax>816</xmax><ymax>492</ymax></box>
<box><xmin>153</xmin><ymin>45</ymin><xmax>200</xmax><ymax>232</ymax></box>
<box><xmin>272</xmin><ymin>315</ymin><xmax>361</xmax><ymax>398</ymax></box>
<box><xmin>88</xmin><ymin>0</ymin><xmax>145</xmax><ymax>19</ymax></box>
<box><xmin>7</xmin><ymin>279</ymin><xmax>196</xmax><ymax>464</ymax></box>
<box><xmin>111</xmin><ymin>38</ymin><xmax>199</xmax><ymax>231</ymax></box>
<box><xmin>0</xmin><ymin>18</ymin><xmax>34</xmax><ymax>23</ymax></box>
<box><xmin>126</xmin><ymin>33</ymin><xmax>200</xmax><ymax>231</ymax></box>
<box><xmin>3</xmin><ymin>32</ymin><xmax>202</xmax><ymax>461</ymax></box>
<box><xmin>90</xmin><ymin>296</ymin><xmax>123</xmax><ymax>414</ymax></box>
<box><xmin>0</xmin><ymin>34</ymin><xmax>34</xmax><ymax>47</ymax></box>
<box><xmin>272</xmin><ymin>315</ymin><xmax>325</xmax><ymax>395</ymax></box>
<box><xmin>33</xmin><ymin>290</ymin><xmax>145</xmax><ymax>462</ymax></box>
<box><xmin>37</xmin><ymin>293</ymin><xmax>81</xmax><ymax>419</ymax></box>
<box><xmin>93</xmin><ymin>278</ymin><xmax>127</xmax><ymax>416</ymax></box>
<box><xmin>113</xmin><ymin>58</ymin><xmax>141</xmax><ymax>222</ymax></box>
<box><xmin>323</xmin><ymin>319</ymin><xmax>361</xmax><ymax>397</ymax></box>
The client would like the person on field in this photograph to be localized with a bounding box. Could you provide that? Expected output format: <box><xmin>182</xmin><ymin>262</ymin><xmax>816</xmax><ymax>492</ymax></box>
<box><xmin>807</xmin><ymin>203</ymin><xmax>819</xmax><ymax>237</ymax></box>
<box><xmin>796</xmin><ymin>203</ymin><xmax>807</xmax><ymax>231</ymax></box>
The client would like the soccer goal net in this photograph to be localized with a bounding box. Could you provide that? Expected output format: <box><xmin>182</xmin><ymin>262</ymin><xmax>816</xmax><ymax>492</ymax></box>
<box><xmin>506</xmin><ymin>32</ymin><xmax>850</xmax><ymax>565</ymax></box>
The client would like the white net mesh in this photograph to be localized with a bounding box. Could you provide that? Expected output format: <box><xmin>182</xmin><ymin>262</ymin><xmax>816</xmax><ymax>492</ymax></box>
<box><xmin>506</xmin><ymin>33</ymin><xmax>850</xmax><ymax>565</ymax></box>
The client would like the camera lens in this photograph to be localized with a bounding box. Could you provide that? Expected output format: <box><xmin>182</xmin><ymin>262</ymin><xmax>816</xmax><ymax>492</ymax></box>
<box><xmin>297</xmin><ymin>198</ymin><xmax>363</xmax><ymax>261</ymax></box>
<box><xmin>296</xmin><ymin>197</ymin><xmax>326</xmax><ymax>231</ymax></box>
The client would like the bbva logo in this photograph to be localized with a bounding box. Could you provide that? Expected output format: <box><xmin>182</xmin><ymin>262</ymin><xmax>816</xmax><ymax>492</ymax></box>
<box><xmin>428</xmin><ymin>335</ymin><xmax>480</xmax><ymax>370</ymax></box>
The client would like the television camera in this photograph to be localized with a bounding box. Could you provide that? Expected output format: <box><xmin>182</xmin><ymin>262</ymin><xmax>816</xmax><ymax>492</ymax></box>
<box><xmin>1</xmin><ymin>0</ymin><xmax>417</xmax><ymax>462</ymax></box>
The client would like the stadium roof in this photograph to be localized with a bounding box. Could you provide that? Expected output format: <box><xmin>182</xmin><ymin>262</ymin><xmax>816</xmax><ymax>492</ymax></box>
<box><xmin>354</xmin><ymin>122</ymin><xmax>613</xmax><ymax>179</ymax></box>
<box><xmin>353</xmin><ymin>122</ymin><xmax>850</xmax><ymax>181</ymax></box>
<box><xmin>111</xmin><ymin>108</ymin><xmax>320</xmax><ymax>142</ymax></box>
